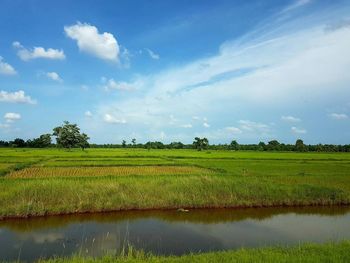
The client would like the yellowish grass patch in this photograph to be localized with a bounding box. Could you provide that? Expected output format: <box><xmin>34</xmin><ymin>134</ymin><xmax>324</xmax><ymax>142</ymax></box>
<box><xmin>8</xmin><ymin>166</ymin><xmax>213</xmax><ymax>178</ymax></box>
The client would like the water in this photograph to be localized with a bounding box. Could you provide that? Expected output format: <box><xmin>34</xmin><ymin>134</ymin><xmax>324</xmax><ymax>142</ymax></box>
<box><xmin>0</xmin><ymin>206</ymin><xmax>349</xmax><ymax>262</ymax></box>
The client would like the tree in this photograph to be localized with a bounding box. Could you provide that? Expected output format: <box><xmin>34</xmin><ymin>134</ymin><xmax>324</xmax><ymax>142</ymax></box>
<box><xmin>0</xmin><ymin>140</ymin><xmax>9</xmax><ymax>147</ymax></box>
<box><xmin>38</xmin><ymin>134</ymin><xmax>52</xmax><ymax>147</ymax></box>
<box><xmin>193</xmin><ymin>137</ymin><xmax>209</xmax><ymax>151</ymax></box>
<box><xmin>131</xmin><ymin>138</ymin><xmax>136</xmax><ymax>147</ymax></box>
<box><xmin>144</xmin><ymin>141</ymin><xmax>165</xmax><ymax>149</ymax></box>
<box><xmin>77</xmin><ymin>133</ymin><xmax>90</xmax><ymax>150</ymax></box>
<box><xmin>11</xmin><ymin>138</ymin><xmax>26</xmax><ymax>147</ymax></box>
<box><xmin>229</xmin><ymin>140</ymin><xmax>239</xmax><ymax>150</ymax></box>
<box><xmin>169</xmin><ymin>141</ymin><xmax>184</xmax><ymax>149</ymax></box>
<box><xmin>27</xmin><ymin>134</ymin><xmax>52</xmax><ymax>148</ymax></box>
<box><xmin>122</xmin><ymin>140</ymin><xmax>127</xmax><ymax>148</ymax></box>
<box><xmin>295</xmin><ymin>139</ymin><xmax>307</xmax><ymax>152</ymax></box>
<box><xmin>267</xmin><ymin>140</ymin><xmax>280</xmax><ymax>151</ymax></box>
<box><xmin>258</xmin><ymin>141</ymin><xmax>266</xmax><ymax>151</ymax></box>
<box><xmin>52</xmin><ymin>121</ymin><xmax>89</xmax><ymax>149</ymax></box>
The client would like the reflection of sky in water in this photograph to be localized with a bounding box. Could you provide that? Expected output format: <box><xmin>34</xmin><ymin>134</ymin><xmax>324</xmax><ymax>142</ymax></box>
<box><xmin>0</xmin><ymin>207</ymin><xmax>349</xmax><ymax>262</ymax></box>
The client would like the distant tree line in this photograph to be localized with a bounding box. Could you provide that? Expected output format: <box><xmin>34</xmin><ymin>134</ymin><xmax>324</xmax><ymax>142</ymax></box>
<box><xmin>89</xmin><ymin>138</ymin><xmax>350</xmax><ymax>152</ymax></box>
<box><xmin>1</xmin><ymin>125</ymin><xmax>349</xmax><ymax>152</ymax></box>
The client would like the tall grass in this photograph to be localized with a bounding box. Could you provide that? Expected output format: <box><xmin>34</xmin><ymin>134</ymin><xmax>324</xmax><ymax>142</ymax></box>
<box><xmin>37</xmin><ymin>241</ymin><xmax>350</xmax><ymax>263</ymax></box>
<box><xmin>0</xmin><ymin>174</ymin><xmax>348</xmax><ymax>218</ymax></box>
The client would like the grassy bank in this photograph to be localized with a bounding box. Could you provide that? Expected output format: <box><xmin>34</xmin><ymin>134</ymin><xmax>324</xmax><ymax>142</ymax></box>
<box><xmin>1</xmin><ymin>148</ymin><xmax>350</xmax><ymax>218</ymax></box>
<box><xmin>38</xmin><ymin>241</ymin><xmax>350</xmax><ymax>263</ymax></box>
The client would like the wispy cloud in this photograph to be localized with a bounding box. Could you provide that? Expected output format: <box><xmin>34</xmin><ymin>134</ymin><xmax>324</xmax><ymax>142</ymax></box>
<box><xmin>102</xmin><ymin>78</ymin><xmax>136</xmax><ymax>92</ymax></box>
<box><xmin>281</xmin><ymin>115</ymin><xmax>301</xmax><ymax>122</ymax></box>
<box><xmin>103</xmin><ymin>113</ymin><xmax>126</xmax><ymax>124</ymax></box>
<box><xmin>85</xmin><ymin>111</ymin><xmax>93</xmax><ymax>118</ymax></box>
<box><xmin>225</xmin><ymin>127</ymin><xmax>242</xmax><ymax>134</ymax></box>
<box><xmin>291</xmin><ymin>126</ymin><xmax>307</xmax><ymax>134</ymax></box>
<box><xmin>180</xmin><ymin>124</ymin><xmax>192</xmax><ymax>128</ymax></box>
<box><xmin>203</xmin><ymin>122</ymin><xmax>210</xmax><ymax>128</ymax></box>
<box><xmin>46</xmin><ymin>72</ymin><xmax>63</xmax><ymax>82</ymax></box>
<box><xmin>238</xmin><ymin>120</ymin><xmax>270</xmax><ymax>134</ymax></box>
<box><xmin>0</xmin><ymin>57</ymin><xmax>16</xmax><ymax>75</ymax></box>
<box><xmin>145</xmin><ymin>48</ymin><xmax>160</xmax><ymax>60</ymax></box>
<box><xmin>281</xmin><ymin>0</ymin><xmax>312</xmax><ymax>13</ymax></box>
<box><xmin>87</xmin><ymin>4</ymin><xmax>350</xmax><ymax>143</ymax></box>
<box><xmin>328</xmin><ymin>113</ymin><xmax>348</xmax><ymax>120</ymax></box>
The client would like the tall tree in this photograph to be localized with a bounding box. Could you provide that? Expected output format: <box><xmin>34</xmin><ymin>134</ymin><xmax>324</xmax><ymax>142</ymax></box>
<box><xmin>193</xmin><ymin>137</ymin><xmax>209</xmax><ymax>151</ymax></box>
<box><xmin>258</xmin><ymin>141</ymin><xmax>266</xmax><ymax>151</ymax></box>
<box><xmin>229</xmin><ymin>140</ymin><xmax>240</xmax><ymax>150</ymax></box>
<box><xmin>295</xmin><ymin>139</ymin><xmax>307</xmax><ymax>152</ymax></box>
<box><xmin>40</xmin><ymin>134</ymin><xmax>52</xmax><ymax>147</ymax></box>
<box><xmin>267</xmin><ymin>140</ymin><xmax>280</xmax><ymax>151</ymax></box>
<box><xmin>131</xmin><ymin>138</ymin><xmax>136</xmax><ymax>147</ymax></box>
<box><xmin>52</xmin><ymin>121</ymin><xmax>89</xmax><ymax>149</ymax></box>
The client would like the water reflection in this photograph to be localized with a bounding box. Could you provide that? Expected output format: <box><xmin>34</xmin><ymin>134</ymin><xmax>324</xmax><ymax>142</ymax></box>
<box><xmin>0</xmin><ymin>206</ymin><xmax>349</xmax><ymax>262</ymax></box>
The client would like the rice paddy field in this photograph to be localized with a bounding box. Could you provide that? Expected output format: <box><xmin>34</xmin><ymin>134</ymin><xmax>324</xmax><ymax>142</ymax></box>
<box><xmin>0</xmin><ymin>148</ymin><xmax>350</xmax><ymax>218</ymax></box>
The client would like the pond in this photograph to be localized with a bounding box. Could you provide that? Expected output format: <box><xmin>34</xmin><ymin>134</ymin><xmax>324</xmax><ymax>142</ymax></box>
<box><xmin>0</xmin><ymin>206</ymin><xmax>349</xmax><ymax>262</ymax></box>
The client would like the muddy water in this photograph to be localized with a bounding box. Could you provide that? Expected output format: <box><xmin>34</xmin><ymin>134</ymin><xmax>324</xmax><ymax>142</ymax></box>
<box><xmin>0</xmin><ymin>206</ymin><xmax>349</xmax><ymax>262</ymax></box>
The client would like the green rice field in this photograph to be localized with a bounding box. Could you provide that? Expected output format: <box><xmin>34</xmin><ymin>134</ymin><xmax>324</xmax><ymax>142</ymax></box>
<box><xmin>0</xmin><ymin>148</ymin><xmax>350</xmax><ymax>218</ymax></box>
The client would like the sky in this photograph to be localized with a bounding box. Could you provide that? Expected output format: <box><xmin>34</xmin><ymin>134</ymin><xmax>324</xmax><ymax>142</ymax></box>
<box><xmin>0</xmin><ymin>0</ymin><xmax>350</xmax><ymax>144</ymax></box>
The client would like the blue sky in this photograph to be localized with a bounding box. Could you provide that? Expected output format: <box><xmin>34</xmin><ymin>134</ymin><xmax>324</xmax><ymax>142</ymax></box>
<box><xmin>0</xmin><ymin>0</ymin><xmax>350</xmax><ymax>144</ymax></box>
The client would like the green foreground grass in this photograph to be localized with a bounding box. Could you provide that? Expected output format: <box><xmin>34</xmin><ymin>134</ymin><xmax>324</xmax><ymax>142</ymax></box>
<box><xmin>39</xmin><ymin>241</ymin><xmax>350</xmax><ymax>263</ymax></box>
<box><xmin>0</xmin><ymin>148</ymin><xmax>350</xmax><ymax>218</ymax></box>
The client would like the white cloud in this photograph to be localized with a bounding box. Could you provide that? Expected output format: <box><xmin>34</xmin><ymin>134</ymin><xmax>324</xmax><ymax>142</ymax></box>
<box><xmin>238</xmin><ymin>120</ymin><xmax>270</xmax><ymax>133</ymax></box>
<box><xmin>291</xmin><ymin>126</ymin><xmax>307</xmax><ymax>134</ymax></box>
<box><xmin>86</xmin><ymin>6</ymin><xmax>350</xmax><ymax>143</ymax></box>
<box><xmin>281</xmin><ymin>115</ymin><xmax>301</xmax><ymax>122</ymax></box>
<box><xmin>103</xmin><ymin>78</ymin><xmax>135</xmax><ymax>91</ymax></box>
<box><xmin>203</xmin><ymin>122</ymin><xmax>210</xmax><ymax>128</ymax></box>
<box><xmin>225</xmin><ymin>127</ymin><xmax>243</xmax><ymax>134</ymax></box>
<box><xmin>12</xmin><ymin>41</ymin><xmax>22</xmax><ymax>48</ymax></box>
<box><xmin>46</xmin><ymin>72</ymin><xmax>63</xmax><ymax>82</ymax></box>
<box><xmin>0</xmin><ymin>57</ymin><xmax>16</xmax><ymax>75</ymax></box>
<box><xmin>4</xmin><ymin>112</ymin><xmax>21</xmax><ymax>123</ymax></box>
<box><xmin>180</xmin><ymin>124</ymin><xmax>192</xmax><ymax>128</ymax></box>
<box><xmin>64</xmin><ymin>22</ymin><xmax>119</xmax><ymax>61</ymax></box>
<box><xmin>0</xmin><ymin>90</ymin><xmax>36</xmax><ymax>104</ymax></box>
<box><xmin>328</xmin><ymin>113</ymin><xmax>348</xmax><ymax>120</ymax></box>
<box><xmin>13</xmin><ymin>41</ymin><xmax>65</xmax><ymax>61</ymax></box>
<box><xmin>103</xmin><ymin>113</ymin><xmax>126</xmax><ymax>124</ymax></box>
<box><xmin>281</xmin><ymin>0</ymin><xmax>312</xmax><ymax>13</ymax></box>
<box><xmin>145</xmin><ymin>48</ymin><xmax>160</xmax><ymax>60</ymax></box>
<box><xmin>85</xmin><ymin>111</ymin><xmax>93</xmax><ymax>118</ymax></box>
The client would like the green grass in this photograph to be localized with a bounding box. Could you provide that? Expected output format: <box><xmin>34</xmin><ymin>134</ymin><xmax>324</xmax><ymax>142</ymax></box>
<box><xmin>37</xmin><ymin>241</ymin><xmax>350</xmax><ymax>263</ymax></box>
<box><xmin>0</xmin><ymin>148</ymin><xmax>350</xmax><ymax>218</ymax></box>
